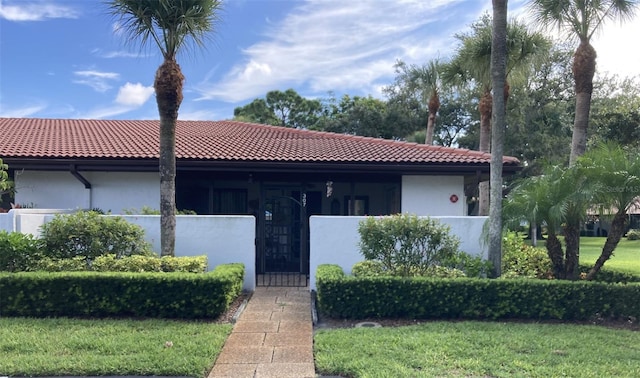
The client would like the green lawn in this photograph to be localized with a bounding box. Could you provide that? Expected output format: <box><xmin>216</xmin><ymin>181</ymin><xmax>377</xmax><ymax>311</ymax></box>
<box><xmin>0</xmin><ymin>317</ymin><xmax>232</xmax><ymax>377</ymax></box>
<box><xmin>314</xmin><ymin>321</ymin><xmax>640</xmax><ymax>378</ymax></box>
<box><xmin>579</xmin><ymin>237</ymin><xmax>640</xmax><ymax>274</ymax></box>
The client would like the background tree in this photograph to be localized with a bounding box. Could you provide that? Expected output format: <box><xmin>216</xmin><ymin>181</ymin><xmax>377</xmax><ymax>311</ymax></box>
<box><xmin>488</xmin><ymin>0</ymin><xmax>508</xmax><ymax>277</ymax></box>
<box><xmin>443</xmin><ymin>14</ymin><xmax>549</xmax><ymax>215</ymax></box>
<box><xmin>108</xmin><ymin>0</ymin><xmax>223</xmax><ymax>256</ymax></box>
<box><xmin>528</xmin><ymin>0</ymin><xmax>639</xmax><ymax>164</ymax></box>
<box><xmin>233</xmin><ymin>89</ymin><xmax>322</xmax><ymax>129</ymax></box>
<box><xmin>589</xmin><ymin>75</ymin><xmax>640</xmax><ymax>149</ymax></box>
<box><xmin>0</xmin><ymin>158</ymin><xmax>13</xmax><ymax>207</ymax></box>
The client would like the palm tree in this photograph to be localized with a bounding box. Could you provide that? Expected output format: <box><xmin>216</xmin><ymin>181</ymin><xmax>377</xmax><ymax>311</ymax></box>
<box><xmin>528</xmin><ymin>0</ymin><xmax>638</xmax><ymax>164</ymax></box>
<box><xmin>505</xmin><ymin>165</ymin><xmax>592</xmax><ymax>280</ymax></box>
<box><xmin>108</xmin><ymin>0</ymin><xmax>223</xmax><ymax>256</ymax></box>
<box><xmin>443</xmin><ymin>15</ymin><xmax>550</xmax><ymax>215</ymax></box>
<box><xmin>577</xmin><ymin>143</ymin><xmax>640</xmax><ymax>279</ymax></box>
<box><xmin>488</xmin><ymin>0</ymin><xmax>508</xmax><ymax>277</ymax></box>
<box><xmin>407</xmin><ymin>60</ymin><xmax>441</xmax><ymax>145</ymax></box>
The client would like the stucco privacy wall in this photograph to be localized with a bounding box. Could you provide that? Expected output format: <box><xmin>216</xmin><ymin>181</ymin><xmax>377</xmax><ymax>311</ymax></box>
<box><xmin>402</xmin><ymin>176</ymin><xmax>465</xmax><ymax>216</ymax></box>
<box><xmin>15</xmin><ymin>171</ymin><xmax>158</xmax><ymax>213</ymax></box>
<box><xmin>309</xmin><ymin>215</ymin><xmax>488</xmax><ymax>290</ymax></box>
<box><xmin>2</xmin><ymin>211</ymin><xmax>256</xmax><ymax>291</ymax></box>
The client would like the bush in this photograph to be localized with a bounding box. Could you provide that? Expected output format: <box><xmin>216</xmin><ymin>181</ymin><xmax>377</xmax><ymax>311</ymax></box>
<box><xmin>358</xmin><ymin>214</ymin><xmax>461</xmax><ymax>277</ymax></box>
<box><xmin>0</xmin><ymin>231</ymin><xmax>42</xmax><ymax>272</ymax></box>
<box><xmin>627</xmin><ymin>229</ymin><xmax>640</xmax><ymax>240</ymax></box>
<box><xmin>32</xmin><ymin>254</ymin><xmax>208</xmax><ymax>273</ymax></box>
<box><xmin>352</xmin><ymin>260</ymin><xmax>467</xmax><ymax>278</ymax></box>
<box><xmin>315</xmin><ymin>264</ymin><xmax>640</xmax><ymax>321</ymax></box>
<box><xmin>501</xmin><ymin>232</ymin><xmax>553</xmax><ymax>279</ymax></box>
<box><xmin>0</xmin><ymin>263</ymin><xmax>244</xmax><ymax>319</ymax></box>
<box><xmin>39</xmin><ymin>211</ymin><xmax>152</xmax><ymax>262</ymax></box>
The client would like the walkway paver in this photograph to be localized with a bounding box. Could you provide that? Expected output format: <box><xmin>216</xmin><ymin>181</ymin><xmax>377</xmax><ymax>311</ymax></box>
<box><xmin>208</xmin><ymin>287</ymin><xmax>316</xmax><ymax>378</ymax></box>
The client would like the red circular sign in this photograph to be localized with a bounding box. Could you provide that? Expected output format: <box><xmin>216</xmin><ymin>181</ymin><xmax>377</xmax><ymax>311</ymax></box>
<box><xmin>450</xmin><ymin>194</ymin><xmax>459</xmax><ymax>203</ymax></box>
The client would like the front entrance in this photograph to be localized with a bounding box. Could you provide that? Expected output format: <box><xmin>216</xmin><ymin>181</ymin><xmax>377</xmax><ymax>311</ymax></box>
<box><xmin>256</xmin><ymin>187</ymin><xmax>321</xmax><ymax>287</ymax></box>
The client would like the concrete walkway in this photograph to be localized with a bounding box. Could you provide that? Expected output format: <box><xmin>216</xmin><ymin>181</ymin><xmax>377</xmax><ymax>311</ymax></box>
<box><xmin>208</xmin><ymin>287</ymin><xmax>315</xmax><ymax>378</ymax></box>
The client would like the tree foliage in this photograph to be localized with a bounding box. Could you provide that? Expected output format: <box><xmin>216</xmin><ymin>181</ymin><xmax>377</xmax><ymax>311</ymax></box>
<box><xmin>234</xmin><ymin>88</ymin><xmax>322</xmax><ymax>129</ymax></box>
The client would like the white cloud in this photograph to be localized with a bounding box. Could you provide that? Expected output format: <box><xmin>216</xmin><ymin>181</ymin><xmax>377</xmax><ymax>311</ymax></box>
<box><xmin>73</xmin><ymin>70</ymin><xmax>120</xmax><ymax>92</ymax></box>
<box><xmin>196</xmin><ymin>0</ymin><xmax>482</xmax><ymax>103</ymax></box>
<box><xmin>91</xmin><ymin>48</ymin><xmax>149</xmax><ymax>59</ymax></box>
<box><xmin>0</xmin><ymin>0</ymin><xmax>79</xmax><ymax>21</ymax></box>
<box><xmin>115</xmin><ymin>82</ymin><xmax>154</xmax><ymax>106</ymax></box>
<box><xmin>0</xmin><ymin>104</ymin><xmax>45</xmax><ymax>117</ymax></box>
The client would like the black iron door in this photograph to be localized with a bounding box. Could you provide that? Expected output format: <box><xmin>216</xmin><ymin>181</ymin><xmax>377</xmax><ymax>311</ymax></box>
<box><xmin>259</xmin><ymin>188</ymin><xmax>308</xmax><ymax>274</ymax></box>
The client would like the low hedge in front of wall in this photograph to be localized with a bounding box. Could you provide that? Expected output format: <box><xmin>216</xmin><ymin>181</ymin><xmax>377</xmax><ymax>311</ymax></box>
<box><xmin>315</xmin><ymin>264</ymin><xmax>640</xmax><ymax>321</ymax></box>
<box><xmin>0</xmin><ymin>263</ymin><xmax>244</xmax><ymax>319</ymax></box>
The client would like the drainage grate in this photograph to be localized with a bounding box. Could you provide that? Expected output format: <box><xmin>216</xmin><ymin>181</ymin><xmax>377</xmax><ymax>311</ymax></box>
<box><xmin>256</xmin><ymin>273</ymin><xmax>309</xmax><ymax>287</ymax></box>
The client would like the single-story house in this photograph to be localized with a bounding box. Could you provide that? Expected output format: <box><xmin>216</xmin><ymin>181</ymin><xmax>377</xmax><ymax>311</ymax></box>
<box><xmin>0</xmin><ymin>117</ymin><xmax>520</xmax><ymax>280</ymax></box>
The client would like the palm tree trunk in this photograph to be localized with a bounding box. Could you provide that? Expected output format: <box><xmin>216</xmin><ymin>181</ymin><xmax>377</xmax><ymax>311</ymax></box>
<box><xmin>478</xmin><ymin>90</ymin><xmax>492</xmax><ymax>216</ymax></box>
<box><xmin>569</xmin><ymin>41</ymin><xmax>596</xmax><ymax>165</ymax></box>
<box><xmin>546</xmin><ymin>232</ymin><xmax>565</xmax><ymax>279</ymax></box>
<box><xmin>488</xmin><ymin>0</ymin><xmax>507</xmax><ymax>277</ymax></box>
<box><xmin>425</xmin><ymin>112</ymin><xmax>436</xmax><ymax>145</ymax></box>
<box><xmin>155</xmin><ymin>59</ymin><xmax>184</xmax><ymax>257</ymax></box>
<box><xmin>586</xmin><ymin>211</ymin><xmax>628</xmax><ymax>280</ymax></box>
<box><xmin>563</xmin><ymin>221</ymin><xmax>581</xmax><ymax>280</ymax></box>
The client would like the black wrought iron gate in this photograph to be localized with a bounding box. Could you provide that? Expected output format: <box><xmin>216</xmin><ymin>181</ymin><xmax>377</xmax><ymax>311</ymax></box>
<box><xmin>257</xmin><ymin>188</ymin><xmax>309</xmax><ymax>287</ymax></box>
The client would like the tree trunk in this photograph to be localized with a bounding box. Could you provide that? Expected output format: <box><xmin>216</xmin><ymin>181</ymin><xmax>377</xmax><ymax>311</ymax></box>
<box><xmin>155</xmin><ymin>59</ymin><xmax>184</xmax><ymax>257</ymax></box>
<box><xmin>478</xmin><ymin>90</ymin><xmax>492</xmax><ymax>216</ymax></box>
<box><xmin>425</xmin><ymin>112</ymin><xmax>436</xmax><ymax>145</ymax></box>
<box><xmin>488</xmin><ymin>0</ymin><xmax>508</xmax><ymax>278</ymax></box>
<box><xmin>586</xmin><ymin>211</ymin><xmax>629</xmax><ymax>280</ymax></box>
<box><xmin>425</xmin><ymin>92</ymin><xmax>440</xmax><ymax>145</ymax></box>
<box><xmin>569</xmin><ymin>41</ymin><xmax>596</xmax><ymax>165</ymax></box>
<box><xmin>563</xmin><ymin>221</ymin><xmax>581</xmax><ymax>280</ymax></box>
<box><xmin>546</xmin><ymin>232</ymin><xmax>565</xmax><ymax>279</ymax></box>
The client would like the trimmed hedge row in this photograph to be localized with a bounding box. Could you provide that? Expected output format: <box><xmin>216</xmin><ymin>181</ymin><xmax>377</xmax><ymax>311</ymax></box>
<box><xmin>0</xmin><ymin>263</ymin><xmax>244</xmax><ymax>319</ymax></box>
<box><xmin>31</xmin><ymin>254</ymin><xmax>208</xmax><ymax>273</ymax></box>
<box><xmin>316</xmin><ymin>264</ymin><xmax>640</xmax><ymax>320</ymax></box>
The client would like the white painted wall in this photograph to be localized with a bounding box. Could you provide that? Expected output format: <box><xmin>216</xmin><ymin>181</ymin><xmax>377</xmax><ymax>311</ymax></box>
<box><xmin>309</xmin><ymin>215</ymin><xmax>488</xmax><ymax>290</ymax></box>
<box><xmin>1</xmin><ymin>211</ymin><xmax>256</xmax><ymax>291</ymax></box>
<box><xmin>401</xmin><ymin>175</ymin><xmax>465</xmax><ymax>216</ymax></box>
<box><xmin>119</xmin><ymin>215</ymin><xmax>256</xmax><ymax>291</ymax></box>
<box><xmin>15</xmin><ymin>171</ymin><xmax>158</xmax><ymax>214</ymax></box>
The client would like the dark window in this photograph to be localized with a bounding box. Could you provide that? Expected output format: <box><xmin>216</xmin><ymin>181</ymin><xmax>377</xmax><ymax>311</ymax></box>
<box><xmin>213</xmin><ymin>189</ymin><xmax>247</xmax><ymax>214</ymax></box>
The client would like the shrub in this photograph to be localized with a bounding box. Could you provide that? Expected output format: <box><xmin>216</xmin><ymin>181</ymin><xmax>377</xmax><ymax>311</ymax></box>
<box><xmin>315</xmin><ymin>264</ymin><xmax>640</xmax><ymax>320</ymax></box>
<box><xmin>501</xmin><ymin>231</ymin><xmax>553</xmax><ymax>279</ymax></box>
<box><xmin>627</xmin><ymin>229</ymin><xmax>640</xmax><ymax>240</ymax></box>
<box><xmin>358</xmin><ymin>214</ymin><xmax>461</xmax><ymax>277</ymax></box>
<box><xmin>351</xmin><ymin>260</ymin><xmax>387</xmax><ymax>277</ymax></box>
<box><xmin>0</xmin><ymin>231</ymin><xmax>42</xmax><ymax>272</ymax></box>
<box><xmin>39</xmin><ymin>211</ymin><xmax>152</xmax><ymax>262</ymax></box>
<box><xmin>32</xmin><ymin>254</ymin><xmax>208</xmax><ymax>273</ymax></box>
<box><xmin>0</xmin><ymin>263</ymin><xmax>244</xmax><ymax>319</ymax></box>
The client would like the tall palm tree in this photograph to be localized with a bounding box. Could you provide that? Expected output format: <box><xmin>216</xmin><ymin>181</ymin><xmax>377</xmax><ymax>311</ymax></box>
<box><xmin>528</xmin><ymin>0</ymin><xmax>638</xmax><ymax>164</ymax></box>
<box><xmin>108</xmin><ymin>0</ymin><xmax>223</xmax><ymax>256</ymax></box>
<box><xmin>407</xmin><ymin>60</ymin><xmax>441</xmax><ymax>145</ymax></box>
<box><xmin>443</xmin><ymin>15</ymin><xmax>549</xmax><ymax>215</ymax></box>
<box><xmin>488</xmin><ymin>0</ymin><xmax>508</xmax><ymax>277</ymax></box>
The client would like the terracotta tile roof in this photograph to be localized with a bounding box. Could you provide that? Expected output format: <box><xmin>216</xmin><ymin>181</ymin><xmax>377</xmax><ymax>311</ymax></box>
<box><xmin>0</xmin><ymin>118</ymin><xmax>519</xmax><ymax>165</ymax></box>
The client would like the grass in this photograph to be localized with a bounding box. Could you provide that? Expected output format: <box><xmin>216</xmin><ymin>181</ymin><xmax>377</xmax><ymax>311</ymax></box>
<box><xmin>0</xmin><ymin>317</ymin><xmax>232</xmax><ymax>377</ymax></box>
<box><xmin>314</xmin><ymin>321</ymin><xmax>640</xmax><ymax>378</ymax></box>
<box><xmin>579</xmin><ymin>237</ymin><xmax>640</xmax><ymax>274</ymax></box>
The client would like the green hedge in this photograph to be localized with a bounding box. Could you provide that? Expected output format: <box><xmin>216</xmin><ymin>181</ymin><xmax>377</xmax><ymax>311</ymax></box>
<box><xmin>0</xmin><ymin>263</ymin><xmax>244</xmax><ymax>319</ymax></box>
<box><xmin>316</xmin><ymin>264</ymin><xmax>640</xmax><ymax>320</ymax></box>
<box><xmin>29</xmin><ymin>254</ymin><xmax>209</xmax><ymax>273</ymax></box>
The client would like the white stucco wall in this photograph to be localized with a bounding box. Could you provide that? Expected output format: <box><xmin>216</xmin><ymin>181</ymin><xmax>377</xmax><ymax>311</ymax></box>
<box><xmin>401</xmin><ymin>175</ymin><xmax>465</xmax><ymax>216</ymax></box>
<box><xmin>119</xmin><ymin>215</ymin><xmax>256</xmax><ymax>290</ymax></box>
<box><xmin>2</xmin><ymin>211</ymin><xmax>256</xmax><ymax>291</ymax></box>
<box><xmin>15</xmin><ymin>171</ymin><xmax>158</xmax><ymax>214</ymax></box>
<box><xmin>309</xmin><ymin>215</ymin><xmax>488</xmax><ymax>290</ymax></box>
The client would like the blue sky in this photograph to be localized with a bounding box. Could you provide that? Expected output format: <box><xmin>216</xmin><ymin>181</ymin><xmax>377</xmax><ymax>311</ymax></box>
<box><xmin>1</xmin><ymin>0</ymin><xmax>638</xmax><ymax>121</ymax></box>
